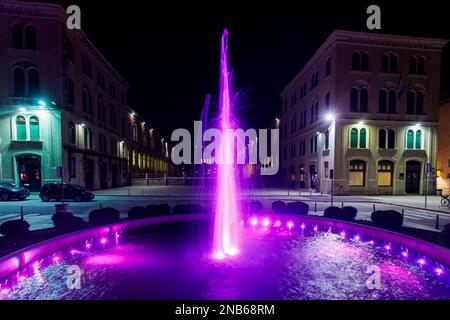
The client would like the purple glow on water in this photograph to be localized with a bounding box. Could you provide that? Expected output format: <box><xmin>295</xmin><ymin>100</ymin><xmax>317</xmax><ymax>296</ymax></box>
<box><xmin>212</xmin><ymin>29</ymin><xmax>241</xmax><ymax>259</ymax></box>
<box><xmin>436</xmin><ymin>268</ymin><xmax>444</xmax><ymax>276</ymax></box>
<box><xmin>287</xmin><ymin>221</ymin><xmax>294</xmax><ymax>230</ymax></box>
<box><xmin>101</xmin><ymin>238</ymin><xmax>107</xmax><ymax>245</ymax></box>
<box><xmin>262</xmin><ymin>218</ymin><xmax>270</xmax><ymax>227</ymax></box>
<box><xmin>301</xmin><ymin>223</ymin><xmax>305</xmax><ymax>230</ymax></box>
<box><xmin>418</xmin><ymin>259</ymin><xmax>426</xmax><ymax>266</ymax></box>
<box><xmin>250</xmin><ymin>218</ymin><xmax>258</xmax><ymax>226</ymax></box>
<box><xmin>354</xmin><ymin>235</ymin><xmax>360</xmax><ymax>241</ymax></box>
<box><xmin>274</xmin><ymin>220</ymin><xmax>281</xmax><ymax>228</ymax></box>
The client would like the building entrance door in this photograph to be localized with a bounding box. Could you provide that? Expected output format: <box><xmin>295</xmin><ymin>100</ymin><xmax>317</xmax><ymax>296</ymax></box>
<box><xmin>17</xmin><ymin>155</ymin><xmax>41</xmax><ymax>191</ymax></box>
<box><xmin>85</xmin><ymin>159</ymin><xmax>95</xmax><ymax>190</ymax></box>
<box><xmin>309</xmin><ymin>164</ymin><xmax>318</xmax><ymax>190</ymax></box>
<box><xmin>405</xmin><ymin>160</ymin><xmax>421</xmax><ymax>194</ymax></box>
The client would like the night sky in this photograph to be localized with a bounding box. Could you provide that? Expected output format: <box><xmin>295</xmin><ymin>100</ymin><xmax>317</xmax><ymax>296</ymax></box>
<box><xmin>31</xmin><ymin>0</ymin><xmax>450</xmax><ymax>137</ymax></box>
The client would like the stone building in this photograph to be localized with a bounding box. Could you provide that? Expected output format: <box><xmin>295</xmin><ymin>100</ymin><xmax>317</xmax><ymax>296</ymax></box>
<box><xmin>0</xmin><ymin>0</ymin><xmax>169</xmax><ymax>191</ymax></box>
<box><xmin>280</xmin><ymin>30</ymin><xmax>447</xmax><ymax>195</ymax></box>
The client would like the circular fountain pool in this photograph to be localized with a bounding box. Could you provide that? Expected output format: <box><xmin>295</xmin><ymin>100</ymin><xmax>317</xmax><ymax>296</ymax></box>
<box><xmin>2</xmin><ymin>218</ymin><xmax>450</xmax><ymax>300</ymax></box>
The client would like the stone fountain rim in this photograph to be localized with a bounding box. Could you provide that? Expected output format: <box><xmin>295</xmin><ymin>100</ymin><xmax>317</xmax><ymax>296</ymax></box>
<box><xmin>0</xmin><ymin>213</ymin><xmax>449</xmax><ymax>279</ymax></box>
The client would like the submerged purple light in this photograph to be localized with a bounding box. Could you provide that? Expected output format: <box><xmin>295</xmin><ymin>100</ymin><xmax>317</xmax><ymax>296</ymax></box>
<box><xmin>212</xmin><ymin>29</ymin><xmax>241</xmax><ymax>259</ymax></box>
<box><xmin>250</xmin><ymin>218</ymin><xmax>258</xmax><ymax>226</ymax></box>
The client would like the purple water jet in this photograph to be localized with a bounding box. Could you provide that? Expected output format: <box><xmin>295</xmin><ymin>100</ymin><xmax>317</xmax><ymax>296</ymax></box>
<box><xmin>212</xmin><ymin>29</ymin><xmax>241</xmax><ymax>259</ymax></box>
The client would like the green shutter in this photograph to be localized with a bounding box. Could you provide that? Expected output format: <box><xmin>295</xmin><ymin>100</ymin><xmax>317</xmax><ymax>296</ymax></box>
<box><xmin>415</xmin><ymin>130</ymin><xmax>422</xmax><ymax>149</ymax></box>
<box><xmin>29</xmin><ymin>117</ymin><xmax>39</xmax><ymax>141</ymax></box>
<box><xmin>359</xmin><ymin>128</ymin><xmax>367</xmax><ymax>148</ymax></box>
<box><xmin>350</xmin><ymin>128</ymin><xmax>358</xmax><ymax>148</ymax></box>
<box><xmin>407</xmin><ymin>130</ymin><xmax>414</xmax><ymax>149</ymax></box>
<box><xmin>16</xmin><ymin>116</ymin><xmax>26</xmax><ymax>141</ymax></box>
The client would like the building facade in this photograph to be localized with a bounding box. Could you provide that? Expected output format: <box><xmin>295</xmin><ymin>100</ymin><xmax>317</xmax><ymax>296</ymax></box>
<box><xmin>0</xmin><ymin>0</ymin><xmax>169</xmax><ymax>191</ymax></box>
<box><xmin>280</xmin><ymin>30</ymin><xmax>447</xmax><ymax>195</ymax></box>
<box><xmin>437</xmin><ymin>99</ymin><xmax>450</xmax><ymax>195</ymax></box>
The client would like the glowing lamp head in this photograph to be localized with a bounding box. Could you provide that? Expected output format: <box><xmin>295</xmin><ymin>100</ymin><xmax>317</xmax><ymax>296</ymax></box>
<box><xmin>38</xmin><ymin>100</ymin><xmax>46</xmax><ymax>107</ymax></box>
<box><xmin>384</xmin><ymin>245</ymin><xmax>391</xmax><ymax>251</ymax></box>
<box><xmin>325</xmin><ymin>113</ymin><xmax>335</xmax><ymax>122</ymax></box>
<box><xmin>340</xmin><ymin>231</ymin><xmax>346</xmax><ymax>238</ymax></box>
<box><xmin>85</xmin><ymin>242</ymin><xmax>91</xmax><ymax>249</ymax></box>
<box><xmin>240</xmin><ymin>220</ymin><xmax>244</xmax><ymax>225</ymax></box>
<box><xmin>250</xmin><ymin>218</ymin><xmax>258</xmax><ymax>226</ymax></box>
<box><xmin>262</xmin><ymin>218</ymin><xmax>270</xmax><ymax>227</ymax></box>
<box><xmin>19</xmin><ymin>107</ymin><xmax>26</xmax><ymax>112</ymax></box>
<box><xmin>313</xmin><ymin>226</ymin><xmax>318</xmax><ymax>232</ymax></box>
<box><xmin>287</xmin><ymin>221</ymin><xmax>294</xmax><ymax>229</ymax></box>
<box><xmin>301</xmin><ymin>223</ymin><xmax>305</xmax><ymax>230</ymax></box>
<box><xmin>368</xmin><ymin>240</ymin><xmax>374</xmax><ymax>245</ymax></box>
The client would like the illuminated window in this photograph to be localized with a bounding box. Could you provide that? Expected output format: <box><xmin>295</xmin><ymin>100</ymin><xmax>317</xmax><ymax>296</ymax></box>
<box><xmin>350</xmin><ymin>128</ymin><xmax>358</xmax><ymax>148</ymax></box>
<box><xmin>29</xmin><ymin>116</ymin><xmax>39</xmax><ymax>141</ymax></box>
<box><xmin>378</xmin><ymin>160</ymin><xmax>393</xmax><ymax>187</ymax></box>
<box><xmin>407</xmin><ymin>130</ymin><xmax>414</xmax><ymax>149</ymax></box>
<box><xmin>415</xmin><ymin>130</ymin><xmax>422</xmax><ymax>149</ymax></box>
<box><xmin>16</xmin><ymin>116</ymin><xmax>26</xmax><ymax>141</ymax></box>
<box><xmin>359</xmin><ymin>128</ymin><xmax>367</xmax><ymax>148</ymax></box>
<box><xmin>349</xmin><ymin>160</ymin><xmax>365</xmax><ymax>186</ymax></box>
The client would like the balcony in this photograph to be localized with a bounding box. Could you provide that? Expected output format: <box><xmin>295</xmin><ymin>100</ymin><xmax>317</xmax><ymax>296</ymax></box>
<box><xmin>9</xmin><ymin>140</ymin><xmax>43</xmax><ymax>150</ymax></box>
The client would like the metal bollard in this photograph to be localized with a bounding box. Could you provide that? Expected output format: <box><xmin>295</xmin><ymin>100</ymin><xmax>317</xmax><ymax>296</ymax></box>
<box><xmin>341</xmin><ymin>202</ymin><xmax>344</xmax><ymax>208</ymax></box>
<box><xmin>373</xmin><ymin>204</ymin><xmax>376</xmax><ymax>212</ymax></box>
<box><xmin>20</xmin><ymin>206</ymin><xmax>24</xmax><ymax>220</ymax></box>
<box><xmin>315</xmin><ymin>202</ymin><xmax>317</xmax><ymax>212</ymax></box>
<box><xmin>401</xmin><ymin>209</ymin><xmax>404</xmax><ymax>217</ymax></box>
<box><xmin>99</xmin><ymin>203</ymin><xmax>102</xmax><ymax>209</ymax></box>
<box><xmin>436</xmin><ymin>215</ymin><xmax>440</xmax><ymax>229</ymax></box>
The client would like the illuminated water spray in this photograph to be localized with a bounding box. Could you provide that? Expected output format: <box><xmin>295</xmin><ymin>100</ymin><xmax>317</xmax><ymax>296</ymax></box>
<box><xmin>213</xmin><ymin>29</ymin><xmax>240</xmax><ymax>259</ymax></box>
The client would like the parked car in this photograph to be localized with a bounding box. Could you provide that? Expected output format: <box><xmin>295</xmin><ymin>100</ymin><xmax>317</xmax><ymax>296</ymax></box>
<box><xmin>40</xmin><ymin>183</ymin><xmax>94</xmax><ymax>202</ymax></box>
<box><xmin>0</xmin><ymin>183</ymin><xmax>30</xmax><ymax>201</ymax></box>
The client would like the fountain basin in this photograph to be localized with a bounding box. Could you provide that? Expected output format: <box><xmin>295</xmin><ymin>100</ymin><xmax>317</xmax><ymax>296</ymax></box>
<box><xmin>0</xmin><ymin>214</ymin><xmax>450</xmax><ymax>299</ymax></box>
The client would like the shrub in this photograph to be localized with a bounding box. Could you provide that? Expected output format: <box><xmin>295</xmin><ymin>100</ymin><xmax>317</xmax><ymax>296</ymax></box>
<box><xmin>371</xmin><ymin>210</ymin><xmax>403</xmax><ymax>229</ymax></box>
<box><xmin>272</xmin><ymin>201</ymin><xmax>287</xmax><ymax>214</ymax></box>
<box><xmin>128</xmin><ymin>206</ymin><xmax>151</xmax><ymax>219</ymax></box>
<box><xmin>342</xmin><ymin>206</ymin><xmax>358</xmax><ymax>220</ymax></box>
<box><xmin>286</xmin><ymin>201</ymin><xmax>309</xmax><ymax>215</ymax></box>
<box><xmin>51</xmin><ymin>212</ymin><xmax>85</xmax><ymax>231</ymax></box>
<box><xmin>441</xmin><ymin>224</ymin><xmax>450</xmax><ymax>248</ymax></box>
<box><xmin>0</xmin><ymin>219</ymin><xmax>30</xmax><ymax>238</ymax></box>
<box><xmin>323</xmin><ymin>206</ymin><xmax>357</xmax><ymax>221</ymax></box>
<box><xmin>145</xmin><ymin>204</ymin><xmax>158</xmax><ymax>215</ymax></box>
<box><xmin>89</xmin><ymin>207</ymin><xmax>120</xmax><ymax>225</ymax></box>
<box><xmin>246</xmin><ymin>200</ymin><xmax>263</xmax><ymax>213</ymax></box>
<box><xmin>173</xmin><ymin>204</ymin><xmax>189</xmax><ymax>214</ymax></box>
<box><xmin>156</xmin><ymin>204</ymin><xmax>171</xmax><ymax>215</ymax></box>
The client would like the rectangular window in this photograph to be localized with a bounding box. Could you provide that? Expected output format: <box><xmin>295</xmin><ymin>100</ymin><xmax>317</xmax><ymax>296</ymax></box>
<box><xmin>349</xmin><ymin>161</ymin><xmax>365</xmax><ymax>186</ymax></box>
<box><xmin>324</xmin><ymin>161</ymin><xmax>329</xmax><ymax>178</ymax></box>
<box><xmin>69</xmin><ymin>157</ymin><xmax>76</xmax><ymax>178</ymax></box>
<box><xmin>377</xmin><ymin>162</ymin><xmax>393</xmax><ymax>187</ymax></box>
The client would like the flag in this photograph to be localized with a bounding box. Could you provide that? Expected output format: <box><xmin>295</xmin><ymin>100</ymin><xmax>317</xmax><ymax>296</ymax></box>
<box><xmin>397</xmin><ymin>74</ymin><xmax>404</xmax><ymax>98</ymax></box>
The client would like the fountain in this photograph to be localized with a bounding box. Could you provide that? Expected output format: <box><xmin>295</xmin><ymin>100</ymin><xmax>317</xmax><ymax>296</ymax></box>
<box><xmin>212</xmin><ymin>29</ymin><xmax>241</xmax><ymax>259</ymax></box>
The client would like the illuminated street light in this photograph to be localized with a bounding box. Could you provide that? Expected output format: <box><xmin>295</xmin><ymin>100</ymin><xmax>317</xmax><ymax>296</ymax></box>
<box><xmin>358</xmin><ymin>120</ymin><xmax>365</xmax><ymax>125</ymax></box>
<box><xmin>325</xmin><ymin>112</ymin><xmax>335</xmax><ymax>121</ymax></box>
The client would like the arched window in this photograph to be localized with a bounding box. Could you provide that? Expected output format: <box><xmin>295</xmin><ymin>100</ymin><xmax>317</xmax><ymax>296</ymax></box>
<box><xmin>415</xmin><ymin>130</ymin><xmax>422</xmax><ymax>149</ymax></box>
<box><xmin>16</xmin><ymin>116</ymin><xmax>26</xmax><ymax>141</ymax></box>
<box><xmin>324</xmin><ymin>130</ymin><xmax>329</xmax><ymax>150</ymax></box>
<box><xmin>84</xmin><ymin>128</ymin><xmax>92</xmax><ymax>149</ymax></box>
<box><xmin>65</xmin><ymin>38</ymin><xmax>73</xmax><ymax>62</ymax></box>
<box><xmin>360</xmin><ymin>88</ymin><xmax>368</xmax><ymax>112</ymax></box>
<box><xmin>325</xmin><ymin>92</ymin><xmax>330</xmax><ymax>110</ymax></box>
<box><xmin>352</xmin><ymin>51</ymin><xmax>369</xmax><ymax>71</ymax></box>
<box><xmin>349</xmin><ymin>160</ymin><xmax>366</xmax><ymax>186</ymax></box>
<box><xmin>67</xmin><ymin>78</ymin><xmax>75</xmax><ymax>106</ymax></box>
<box><xmin>132</xmin><ymin>124</ymin><xmax>138</xmax><ymax>141</ymax></box>
<box><xmin>407</xmin><ymin>90</ymin><xmax>425</xmax><ymax>114</ymax></box>
<box><xmin>388</xmin><ymin>129</ymin><xmax>395</xmax><ymax>149</ymax></box>
<box><xmin>418</xmin><ymin>56</ymin><xmax>425</xmax><ymax>74</ymax></box>
<box><xmin>416</xmin><ymin>91</ymin><xmax>424</xmax><ymax>114</ymax></box>
<box><xmin>388</xmin><ymin>90</ymin><xmax>396</xmax><ymax>113</ymax></box>
<box><xmin>350</xmin><ymin>88</ymin><xmax>358</xmax><ymax>112</ymax></box>
<box><xmin>28</xmin><ymin>68</ymin><xmax>39</xmax><ymax>97</ymax></box>
<box><xmin>13</xmin><ymin>67</ymin><xmax>25</xmax><ymax>97</ymax></box>
<box><xmin>381</xmin><ymin>53</ymin><xmax>398</xmax><ymax>73</ymax></box>
<box><xmin>68</xmin><ymin>121</ymin><xmax>76</xmax><ymax>144</ymax></box>
<box><xmin>25</xmin><ymin>25</ymin><xmax>36</xmax><ymax>50</ymax></box>
<box><xmin>12</xmin><ymin>24</ymin><xmax>22</xmax><ymax>49</ymax></box>
<box><xmin>378</xmin><ymin>160</ymin><xmax>394</xmax><ymax>187</ymax></box>
<box><xmin>379</xmin><ymin>90</ymin><xmax>387</xmax><ymax>113</ymax></box>
<box><xmin>352</xmin><ymin>52</ymin><xmax>360</xmax><ymax>71</ymax></box>
<box><xmin>359</xmin><ymin>128</ymin><xmax>367</xmax><ymax>148</ymax></box>
<box><xmin>409</xmin><ymin>56</ymin><xmax>417</xmax><ymax>74</ymax></box>
<box><xmin>29</xmin><ymin>116</ymin><xmax>39</xmax><ymax>141</ymax></box>
<box><xmin>407</xmin><ymin>90</ymin><xmax>415</xmax><ymax>114</ymax></box>
<box><xmin>378</xmin><ymin>129</ymin><xmax>386</xmax><ymax>149</ymax></box>
<box><xmin>406</xmin><ymin>130</ymin><xmax>414</xmax><ymax>149</ymax></box>
<box><xmin>350</xmin><ymin>128</ymin><xmax>358</xmax><ymax>148</ymax></box>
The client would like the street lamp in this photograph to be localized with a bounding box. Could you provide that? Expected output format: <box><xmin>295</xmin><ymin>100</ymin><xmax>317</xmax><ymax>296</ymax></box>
<box><xmin>325</xmin><ymin>112</ymin><xmax>335</xmax><ymax>122</ymax></box>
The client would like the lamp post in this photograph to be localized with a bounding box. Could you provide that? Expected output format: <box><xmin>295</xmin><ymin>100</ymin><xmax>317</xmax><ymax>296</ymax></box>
<box><xmin>325</xmin><ymin>112</ymin><xmax>335</xmax><ymax>205</ymax></box>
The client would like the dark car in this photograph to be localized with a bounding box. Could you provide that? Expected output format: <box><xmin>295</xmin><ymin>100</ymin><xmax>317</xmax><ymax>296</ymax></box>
<box><xmin>0</xmin><ymin>183</ymin><xmax>30</xmax><ymax>201</ymax></box>
<box><xmin>39</xmin><ymin>183</ymin><xmax>94</xmax><ymax>202</ymax></box>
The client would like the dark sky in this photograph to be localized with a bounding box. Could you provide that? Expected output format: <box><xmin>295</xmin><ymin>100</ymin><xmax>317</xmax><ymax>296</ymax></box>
<box><xmin>32</xmin><ymin>0</ymin><xmax>450</xmax><ymax>137</ymax></box>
